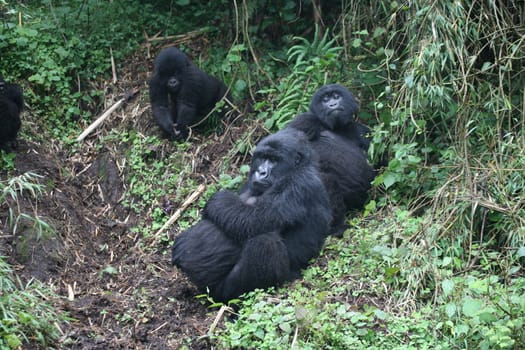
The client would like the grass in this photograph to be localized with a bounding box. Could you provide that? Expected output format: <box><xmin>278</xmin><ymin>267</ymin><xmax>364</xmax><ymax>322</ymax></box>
<box><xmin>0</xmin><ymin>257</ymin><xmax>69</xmax><ymax>349</ymax></box>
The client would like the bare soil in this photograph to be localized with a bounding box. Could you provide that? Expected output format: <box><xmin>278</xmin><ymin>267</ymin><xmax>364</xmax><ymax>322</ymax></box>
<box><xmin>0</xmin><ymin>41</ymin><xmax>264</xmax><ymax>349</ymax></box>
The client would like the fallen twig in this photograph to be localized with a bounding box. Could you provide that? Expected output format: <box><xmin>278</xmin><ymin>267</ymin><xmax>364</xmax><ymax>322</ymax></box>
<box><xmin>152</xmin><ymin>184</ymin><xmax>206</xmax><ymax>243</ymax></box>
<box><xmin>146</xmin><ymin>28</ymin><xmax>211</xmax><ymax>43</ymax></box>
<box><xmin>110</xmin><ymin>47</ymin><xmax>117</xmax><ymax>84</ymax></box>
<box><xmin>208</xmin><ymin>305</ymin><xmax>234</xmax><ymax>335</ymax></box>
<box><xmin>76</xmin><ymin>90</ymin><xmax>138</xmax><ymax>142</ymax></box>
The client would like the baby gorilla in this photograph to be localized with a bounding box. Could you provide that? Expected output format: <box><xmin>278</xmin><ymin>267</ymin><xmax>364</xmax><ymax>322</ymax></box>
<box><xmin>172</xmin><ymin>129</ymin><xmax>331</xmax><ymax>302</ymax></box>
<box><xmin>287</xmin><ymin>84</ymin><xmax>376</xmax><ymax>236</ymax></box>
<box><xmin>0</xmin><ymin>75</ymin><xmax>24</xmax><ymax>151</ymax></box>
<box><xmin>149</xmin><ymin>47</ymin><xmax>229</xmax><ymax>140</ymax></box>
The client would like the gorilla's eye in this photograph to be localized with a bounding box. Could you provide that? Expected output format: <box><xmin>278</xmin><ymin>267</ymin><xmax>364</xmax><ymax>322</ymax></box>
<box><xmin>268</xmin><ymin>155</ymin><xmax>280</xmax><ymax>163</ymax></box>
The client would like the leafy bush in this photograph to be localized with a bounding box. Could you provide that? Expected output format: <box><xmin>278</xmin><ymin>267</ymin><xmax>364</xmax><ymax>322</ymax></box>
<box><xmin>256</xmin><ymin>26</ymin><xmax>343</xmax><ymax>130</ymax></box>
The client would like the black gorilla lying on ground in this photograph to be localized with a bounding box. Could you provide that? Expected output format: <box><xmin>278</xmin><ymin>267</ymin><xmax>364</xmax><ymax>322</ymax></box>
<box><xmin>0</xmin><ymin>75</ymin><xmax>24</xmax><ymax>152</ymax></box>
<box><xmin>149</xmin><ymin>47</ymin><xmax>229</xmax><ymax>140</ymax></box>
<box><xmin>287</xmin><ymin>84</ymin><xmax>376</xmax><ymax>236</ymax></box>
<box><xmin>172</xmin><ymin>129</ymin><xmax>331</xmax><ymax>302</ymax></box>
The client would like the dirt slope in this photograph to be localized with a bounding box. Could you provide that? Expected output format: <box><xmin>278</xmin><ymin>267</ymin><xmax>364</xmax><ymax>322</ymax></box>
<box><xmin>0</xmin><ymin>42</ymin><xmax>262</xmax><ymax>349</ymax></box>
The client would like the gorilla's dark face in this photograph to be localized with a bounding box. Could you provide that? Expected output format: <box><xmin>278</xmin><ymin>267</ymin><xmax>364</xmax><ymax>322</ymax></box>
<box><xmin>321</xmin><ymin>90</ymin><xmax>343</xmax><ymax>113</ymax></box>
<box><xmin>155</xmin><ymin>50</ymin><xmax>188</xmax><ymax>96</ymax></box>
<box><xmin>249</xmin><ymin>130</ymin><xmax>308</xmax><ymax>195</ymax></box>
<box><xmin>310</xmin><ymin>84</ymin><xmax>359</xmax><ymax>130</ymax></box>
<box><xmin>252</xmin><ymin>158</ymin><xmax>275</xmax><ymax>189</ymax></box>
<box><xmin>249</xmin><ymin>149</ymin><xmax>279</xmax><ymax>195</ymax></box>
<box><xmin>166</xmin><ymin>76</ymin><xmax>180</xmax><ymax>95</ymax></box>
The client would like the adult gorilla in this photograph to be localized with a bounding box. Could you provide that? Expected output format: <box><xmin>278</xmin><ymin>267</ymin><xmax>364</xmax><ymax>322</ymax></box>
<box><xmin>172</xmin><ymin>129</ymin><xmax>331</xmax><ymax>302</ymax></box>
<box><xmin>0</xmin><ymin>75</ymin><xmax>24</xmax><ymax>151</ymax></box>
<box><xmin>149</xmin><ymin>47</ymin><xmax>229</xmax><ymax>140</ymax></box>
<box><xmin>287</xmin><ymin>84</ymin><xmax>376</xmax><ymax>236</ymax></box>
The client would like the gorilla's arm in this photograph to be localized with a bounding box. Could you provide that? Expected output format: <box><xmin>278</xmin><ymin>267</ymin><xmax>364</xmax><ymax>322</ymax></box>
<box><xmin>286</xmin><ymin>112</ymin><xmax>324</xmax><ymax>141</ymax></box>
<box><xmin>203</xmin><ymin>189</ymin><xmax>306</xmax><ymax>243</ymax></box>
<box><xmin>174</xmin><ymin>102</ymin><xmax>198</xmax><ymax>139</ymax></box>
<box><xmin>149</xmin><ymin>75</ymin><xmax>178</xmax><ymax>139</ymax></box>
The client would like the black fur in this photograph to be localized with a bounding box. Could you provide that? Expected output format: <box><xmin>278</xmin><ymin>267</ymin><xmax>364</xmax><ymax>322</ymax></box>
<box><xmin>149</xmin><ymin>47</ymin><xmax>228</xmax><ymax>140</ymax></box>
<box><xmin>172</xmin><ymin>129</ymin><xmax>331</xmax><ymax>301</ymax></box>
<box><xmin>287</xmin><ymin>84</ymin><xmax>376</xmax><ymax>236</ymax></box>
<box><xmin>0</xmin><ymin>75</ymin><xmax>23</xmax><ymax>152</ymax></box>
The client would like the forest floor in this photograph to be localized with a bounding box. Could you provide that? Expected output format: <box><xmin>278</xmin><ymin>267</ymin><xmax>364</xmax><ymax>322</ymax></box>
<box><xmin>0</xmin><ymin>43</ymin><xmax>260</xmax><ymax>349</ymax></box>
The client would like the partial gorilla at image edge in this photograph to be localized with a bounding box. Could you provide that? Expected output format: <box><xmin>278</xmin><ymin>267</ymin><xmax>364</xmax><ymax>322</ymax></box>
<box><xmin>149</xmin><ymin>47</ymin><xmax>229</xmax><ymax>141</ymax></box>
<box><xmin>172</xmin><ymin>128</ymin><xmax>331</xmax><ymax>302</ymax></box>
<box><xmin>0</xmin><ymin>75</ymin><xmax>24</xmax><ymax>152</ymax></box>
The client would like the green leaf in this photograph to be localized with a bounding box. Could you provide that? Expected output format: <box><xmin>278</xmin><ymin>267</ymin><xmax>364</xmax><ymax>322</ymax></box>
<box><xmin>295</xmin><ymin>306</ymin><xmax>308</xmax><ymax>321</ymax></box>
<box><xmin>382</xmin><ymin>173</ymin><xmax>397</xmax><ymax>188</ymax></box>
<box><xmin>441</xmin><ymin>279</ymin><xmax>455</xmax><ymax>296</ymax></box>
<box><xmin>462</xmin><ymin>297</ymin><xmax>483</xmax><ymax>317</ymax></box>
<box><xmin>442</xmin><ymin>257</ymin><xmax>452</xmax><ymax>266</ymax></box>
<box><xmin>17</xmin><ymin>27</ymin><xmax>39</xmax><ymax>37</ymax></box>
<box><xmin>234</xmin><ymin>79</ymin><xmax>247</xmax><ymax>93</ymax></box>
<box><xmin>385</xmin><ymin>267</ymin><xmax>400</xmax><ymax>278</ymax></box>
<box><xmin>6</xmin><ymin>334</ymin><xmax>22</xmax><ymax>348</ymax></box>
<box><xmin>279</xmin><ymin>322</ymin><xmax>292</xmax><ymax>332</ymax></box>
<box><xmin>374</xmin><ymin>309</ymin><xmax>389</xmax><ymax>320</ymax></box>
<box><xmin>404</xmin><ymin>73</ymin><xmax>414</xmax><ymax>88</ymax></box>
<box><xmin>478</xmin><ymin>311</ymin><xmax>497</xmax><ymax>323</ymax></box>
<box><xmin>481</xmin><ymin>61</ymin><xmax>492</xmax><ymax>71</ymax></box>
<box><xmin>516</xmin><ymin>246</ymin><xmax>525</xmax><ymax>258</ymax></box>
<box><xmin>445</xmin><ymin>303</ymin><xmax>456</xmax><ymax>318</ymax></box>
<box><xmin>454</xmin><ymin>323</ymin><xmax>469</xmax><ymax>335</ymax></box>
<box><xmin>55</xmin><ymin>47</ymin><xmax>69</xmax><ymax>58</ymax></box>
<box><xmin>102</xmin><ymin>265</ymin><xmax>118</xmax><ymax>275</ymax></box>
<box><xmin>373</xmin><ymin>27</ymin><xmax>387</xmax><ymax>38</ymax></box>
<box><xmin>354</xmin><ymin>29</ymin><xmax>369</xmax><ymax>35</ymax></box>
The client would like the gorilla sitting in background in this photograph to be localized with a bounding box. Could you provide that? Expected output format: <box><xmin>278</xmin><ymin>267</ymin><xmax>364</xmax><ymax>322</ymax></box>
<box><xmin>149</xmin><ymin>47</ymin><xmax>229</xmax><ymax>140</ymax></box>
<box><xmin>287</xmin><ymin>84</ymin><xmax>376</xmax><ymax>236</ymax></box>
<box><xmin>172</xmin><ymin>129</ymin><xmax>331</xmax><ymax>302</ymax></box>
<box><xmin>0</xmin><ymin>75</ymin><xmax>24</xmax><ymax>151</ymax></box>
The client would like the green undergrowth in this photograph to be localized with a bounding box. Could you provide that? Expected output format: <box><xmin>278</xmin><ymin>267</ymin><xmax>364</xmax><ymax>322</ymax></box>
<box><xmin>0</xmin><ymin>173</ymin><xmax>65</xmax><ymax>349</ymax></box>
<box><xmin>213</xmin><ymin>210</ymin><xmax>525</xmax><ymax>349</ymax></box>
<box><xmin>109</xmin><ymin>129</ymin><xmax>248</xmax><ymax>247</ymax></box>
<box><xmin>0</xmin><ymin>257</ymin><xmax>69</xmax><ymax>350</ymax></box>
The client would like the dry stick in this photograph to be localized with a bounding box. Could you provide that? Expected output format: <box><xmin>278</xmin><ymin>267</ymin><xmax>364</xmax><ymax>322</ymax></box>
<box><xmin>208</xmin><ymin>305</ymin><xmax>233</xmax><ymax>335</ymax></box>
<box><xmin>152</xmin><ymin>184</ymin><xmax>206</xmax><ymax>241</ymax></box>
<box><xmin>146</xmin><ymin>28</ymin><xmax>209</xmax><ymax>43</ymax></box>
<box><xmin>291</xmin><ymin>325</ymin><xmax>299</xmax><ymax>349</ymax></box>
<box><xmin>76</xmin><ymin>90</ymin><xmax>138</xmax><ymax>142</ymax></box>
<box><xmin>110</xmin><ymin>47</ymin><xmax>117</xmax><ymax>84</ymax></box>
<box><xmin>76</xmin><ymin>98</ymin><xmax>125</xmax><ymax>141</ymax></box>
